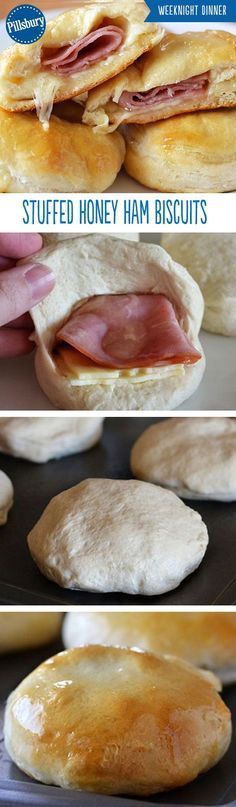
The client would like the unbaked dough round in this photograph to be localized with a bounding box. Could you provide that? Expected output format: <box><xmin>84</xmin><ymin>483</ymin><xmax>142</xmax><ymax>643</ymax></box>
<box><xmin>43</xmin><ymin>234</ymin><xmax>139</xmax><ymax>245</ymax></box>
<box><xmin>0</xmin><ymin>470</ymin><xmax>13</xmax><ymax>525</ymax></box>
<box><xmin>0</xmin><ymin>417</ymin><xmax>103</xmax><ymax>463</ymax></box>
<box><xmin>27</xmin><ymin>478</ymin><xmax>209</xmax><ymax>595</ymax></box>
<box><xmin>63</xmin><ymin>612</ymin><xmax>236</xmax><ymax>685</ymax></box>
<box><xmin>0</xmin><ymin>613</ymin><xmax>62</xmax><ymax>654</ymax></box>
<box><xmin>130</xmin><ymin>417</ymin><xmax>236</xmax><ymax>501</ymax></box>
<box><xmin>161</xmin><ymin>234</ymin><xmax>236</xmax><ymax>336</ymax></box>
<box><xmin>4</xmin><ymin>645</ymin><xmax>231</xmax><ymax>795</ymax></box>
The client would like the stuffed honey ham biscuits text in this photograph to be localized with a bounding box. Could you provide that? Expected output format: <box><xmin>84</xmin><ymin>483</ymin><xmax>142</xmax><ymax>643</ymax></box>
<box><xmin>0</xmin><ymin>1</ymin><xmax>163</xmax><ymax>127</ymax></box>
<box><xmin>84</xmin><ymin>30</ymin><xmax>236</xmax><ymax>129</ymax></box>
<box><xmin>19</xmin><ymin>236</ymin><xmax>205</xmax><ymax>411</ymax></box>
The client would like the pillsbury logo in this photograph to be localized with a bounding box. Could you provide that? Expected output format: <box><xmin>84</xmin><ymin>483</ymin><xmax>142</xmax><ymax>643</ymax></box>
<box><xmin>6</xmin><ymin>5</ymin><xmax>46</xmax><ymax>44</ymax></box>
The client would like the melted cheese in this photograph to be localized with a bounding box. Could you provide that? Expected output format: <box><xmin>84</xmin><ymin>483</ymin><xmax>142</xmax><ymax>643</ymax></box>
<box><xmin>34</xmin><ymin>75</ymin><xmax>58</xmax><ymax>128</ymax></box>
<box><xmin>56</xmin><ymin>348</ymin><xmax>185</xmax><ymax>387</ymax></box>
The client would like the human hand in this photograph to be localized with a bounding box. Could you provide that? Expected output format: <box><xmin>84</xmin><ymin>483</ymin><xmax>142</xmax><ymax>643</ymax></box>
<box><xmin>0</xmin><ymin>234</ymin><xmax>54</xmax><ymax>358</ymax></box>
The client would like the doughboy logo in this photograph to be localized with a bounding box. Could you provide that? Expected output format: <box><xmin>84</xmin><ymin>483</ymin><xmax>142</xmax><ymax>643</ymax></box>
<box><xmin>6</xmin><ymin>5</ymin><xmax>46</xmax><ymax>44</ymax></box>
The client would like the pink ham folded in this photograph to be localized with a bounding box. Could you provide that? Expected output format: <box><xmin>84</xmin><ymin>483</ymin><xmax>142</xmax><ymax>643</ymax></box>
<box><xmin>56</xmin><ymin>294</ymin><xmax>201</xmax><ymax>369</ymax></box>
<box><xmin>119</xmin><ymin>72</ymin><xmax>209</xmax><ymax>111</ymax></box>
<box><xmin>41</xmin><ymin>26</ymin><xmax>124</xmax><ymax>75</ymax></box>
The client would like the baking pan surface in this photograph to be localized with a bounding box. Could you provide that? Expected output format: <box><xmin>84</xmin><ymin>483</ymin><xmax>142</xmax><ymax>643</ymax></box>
<box><xmin>0</xmin><ymin>417</ymin><xmax>236</xmax><ymax>605</ymax></box>
<box><xmin>0</xmin><ymin>639</ymin><xmax>236</xmax><ymax>806</ymax></box>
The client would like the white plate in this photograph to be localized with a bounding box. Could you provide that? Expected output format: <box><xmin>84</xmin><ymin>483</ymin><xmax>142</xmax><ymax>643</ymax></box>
<box><xmin>0</xmin><ymin>14</ymin><xmax>235</xmax><ymax>195</ymax></box>
<box><xmin>0</xmin><ymin>329</ymin><xmax>235</xmax><ymax>411</ymax></box>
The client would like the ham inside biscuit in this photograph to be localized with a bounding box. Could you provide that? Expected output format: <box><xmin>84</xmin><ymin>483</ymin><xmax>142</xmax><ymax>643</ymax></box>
<box><xmin>56</xmin><ymin>294</ymin><xmax>201</xmax><ymax>370</ymax></box>
<box><xmin>42</xmin><ymin>26</ymin><xmax>124</xmax><ymax>75</ymax></box>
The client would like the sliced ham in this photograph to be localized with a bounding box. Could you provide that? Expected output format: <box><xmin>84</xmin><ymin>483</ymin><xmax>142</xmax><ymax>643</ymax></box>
<box><xmin>41</xmin><ymin>26</ymin><xmax>124</xmax><ymax>75</ymax></box>
<box><xmin>56</xmin><ymin>294</ymin><xmax>201</xmax><ymax>370</ymax></box>
<box><xmin>119</xmin><ymin>72</ymin><xmax>209</xmax><ymax>111</ymax></box>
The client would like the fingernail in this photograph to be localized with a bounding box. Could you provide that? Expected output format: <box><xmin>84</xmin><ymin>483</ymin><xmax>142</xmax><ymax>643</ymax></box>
<box><xmin>24</xmin><ymin>264</ymin><xmax>55</xmax><ymax>305</ymax></box>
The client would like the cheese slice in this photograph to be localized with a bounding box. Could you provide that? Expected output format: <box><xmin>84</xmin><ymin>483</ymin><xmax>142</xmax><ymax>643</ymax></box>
<box><xmin>56</xmin><ymin>347</ymin><xmax>185</xmax><ymax>386</ymax></box>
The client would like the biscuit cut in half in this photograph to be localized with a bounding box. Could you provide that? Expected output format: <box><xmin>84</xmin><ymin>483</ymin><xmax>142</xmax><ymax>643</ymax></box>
<box><xmin>27</xmin><ymin>478</ymin><xmax>209</xmax><ymax>595</ymax></box>
<box><xmin>63</xmin><ymin>612</ymin><xmax>236</xmax><ymax>685</ymax></box>
<box><xmin>161</xmin><ymin>234</ymin><xmax>236</xmax><ymax>336</ymax></box>
<box><xmin>84</xmin><ymin>30</ymin><xmax>236</xmax><ymax>130</ymax></box>
<box><xmin>0</xmin><ymin>470</ymin><xmax>13</xmax><ymax>525</ymax></box>
<box><xmin>0</xmin><ymin>109</ymin><xmax>125</xmax><ymax>192</ymax></box>
<box><xmin>0</xmin><ymin>613</ymin><xmax>62</xmax><ymax>654</ymax></box>
<box><xmin>19</xmin><ymin>235</ymin><xmax>205</xmax><ymax>411</ymax></box>
<box><xmin>0</xmin><ymin>2</ymin><xmax>163</xmax><ymax>126</ymax></box>
<box><xmin>124</xmin><ymin>109</ymin><xmax>236</xmax><ymax>192</ymax></box>
<box><xmin>131</xmin><ymin>417</ymin><xmax>236</xmax><ymax>501</ymax></box>
<box><xmin>0</xmin><ymin>417</ymin><xmax>103</xmax><ymax>463</ymax></box>
<box><xmin>4</xmin><ymin>645</ymin><xmax>232</xmax><ymax>795</ymax></box>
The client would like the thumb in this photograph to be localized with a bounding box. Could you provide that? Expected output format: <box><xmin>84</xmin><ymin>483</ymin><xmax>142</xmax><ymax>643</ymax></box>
<box><xmin>0</xmin><ymin>263</ymin><xmax>55</xmax><ymax>327</ymax></box>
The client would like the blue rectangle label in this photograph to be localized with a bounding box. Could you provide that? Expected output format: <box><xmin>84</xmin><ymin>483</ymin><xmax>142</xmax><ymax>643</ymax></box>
<box><xmin>145</xmin><ymin>0</ymin><xmax>235</xmax><ymax>22</ymax></box>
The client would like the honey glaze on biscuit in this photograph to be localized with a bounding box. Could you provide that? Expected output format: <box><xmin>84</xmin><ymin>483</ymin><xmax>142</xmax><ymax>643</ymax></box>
<box><xmin>5</xmin><ymin>646</ymin><xmax>231</xmax><ymax>795</ymax></box>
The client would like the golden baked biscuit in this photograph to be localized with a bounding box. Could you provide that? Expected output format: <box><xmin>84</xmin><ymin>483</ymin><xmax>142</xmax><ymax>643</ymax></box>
<box><xmin>0</xmin><ymin>613</ymin><xmax>62</xmax><ymax>653</ymax></box>
<box><xmin>0</xmin><ymin>109</ymin><xmax>125</xmax><ymax>192</ymax></box>
<box><xmin>0</xmin><ymin>2</ymin><xmax>163</xmax><ymax>125</ymax></box>
<box><xmin>124</xmin><ymin>109</ymin><xmax>236</xmax><ymax>192</ymax></box>
<box><xmin>63</xmin><ymin>612</ymin><xmax>236</xmax><ymax>684</ymax></box>
<box><xmin>84</xmin><ymin>30</ymin><xmax>236</xmax><ymax>129</ymax></box>
<box><xmin>4</xmin><ymin>645</ymin><xmax>232</xmax><ymax>795</ymax></box>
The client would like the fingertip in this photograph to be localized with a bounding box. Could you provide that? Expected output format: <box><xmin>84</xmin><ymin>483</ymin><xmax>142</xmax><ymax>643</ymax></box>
<box><xmin>24</xmin><ymin>263</ymin><xmax>55</xmax><ymax>305</ymax></box>
<box><xmin>0</xmin><ymin>328</ymin><xmax>34</xmax><ymax>358</ymax></box>
<box><xmin>22</xmin><ymin>233</ymin><xmax>43</xmax><ymax>256</ymax></box>
<box><xmin>0</xmin><ymin>233</ymin><xmax>42</xmax><ymax>259</ymax></box>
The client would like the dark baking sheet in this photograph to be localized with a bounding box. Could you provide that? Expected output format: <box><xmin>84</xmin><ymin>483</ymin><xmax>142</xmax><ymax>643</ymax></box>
<box><xmin>0</xmin><ymin>417</ymin><xmax>236</xmax><ymax>605</ymax></box>
<box><xmin>0</xmin><ymin>639</ymin><xmax>236</xmax><ymax>806</ymax></box>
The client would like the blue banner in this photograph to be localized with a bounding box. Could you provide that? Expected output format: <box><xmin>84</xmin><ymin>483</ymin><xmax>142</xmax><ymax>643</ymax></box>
<box><xmin>145</xmin><ymin>0</ymin><xmax>236</xmax><ymax>22</ymax></box>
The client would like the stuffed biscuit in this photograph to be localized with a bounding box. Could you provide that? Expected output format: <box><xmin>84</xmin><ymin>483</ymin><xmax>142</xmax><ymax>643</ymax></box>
<box><xmin>19</xmin><ymin>236</ymin><xmax>205</xmax><ymax>411</ymax></box>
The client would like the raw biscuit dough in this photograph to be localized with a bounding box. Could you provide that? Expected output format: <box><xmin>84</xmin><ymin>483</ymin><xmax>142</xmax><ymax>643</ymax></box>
<box><xmin>0</xmin><ymin>417</ymin><xmax>103</xmax><ymax>463</ymax></box>
<box><xmin>42</xmin><ymin>233</ymin><xmax>140</xmax><ymax>245</ymax></box>
<box><xmin>161</xmin><ymin>234</ymin><xmax>236</xmax><ymax>336</ymax></box>
<box><xmin>4</xmin><ymin>645</ymin><xmax>231</xmax><ymax>795</ymax></box>
<box><xmin>0</xmin><ymin>470</ymin><xmax>13</xmax><ymax>525</ymax></box>
<box><xmin>27</xmin><ymin>478</ymin><xmax>209</xmax><ymax>595</ymax></box>
<box><xmin>19</xmin><ymin>235</ymin><xmax>205</xmax><ymax>411</ymax></box>
<box><xmin>130</xmin><ymin>417</ymin><xmax>236</xmax><ymax>501</ymax></box>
